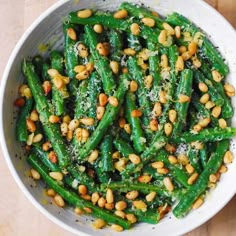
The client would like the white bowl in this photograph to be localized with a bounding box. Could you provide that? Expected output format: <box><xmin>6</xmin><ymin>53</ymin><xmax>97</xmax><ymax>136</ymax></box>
<box><xmin>1</xmin><ymin>0</ymin><xmax>236</xmax><ymax>235</ymax></box>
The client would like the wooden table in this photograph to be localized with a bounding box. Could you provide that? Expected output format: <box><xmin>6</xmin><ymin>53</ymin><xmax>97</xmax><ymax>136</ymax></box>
<box><xmin>0</xmin><ymin>0</ymin><xmax>236</xmax><ymax>235</ymax></box>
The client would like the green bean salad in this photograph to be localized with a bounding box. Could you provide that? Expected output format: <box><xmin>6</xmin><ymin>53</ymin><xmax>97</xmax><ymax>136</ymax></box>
<box><xmin>15</xmin><ymin>2</ymin><xmax>236</xmax><ymax>232</ymax></box>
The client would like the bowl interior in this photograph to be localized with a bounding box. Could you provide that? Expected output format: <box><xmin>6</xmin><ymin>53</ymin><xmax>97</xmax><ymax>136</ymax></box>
<box><xmin>1</xmin><ymin>0</ymin><xmax>236</xmax><ymax>235</ymax></box>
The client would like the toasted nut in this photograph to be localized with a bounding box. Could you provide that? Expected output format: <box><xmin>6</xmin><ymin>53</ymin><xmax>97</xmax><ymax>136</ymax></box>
<box><xmin>75</xmin><ymin>128</ymin><xmax>89</xmax><ymax>142</ymax></box>
<box><xmin>153</xmin><ymin>102</ymin><xmax>162</xmax><ymax>117</ymax></box>
<box><xmin>192</xmin><ymin>56</ymin><xmax>202</xmax><ymax>68</ymax></box>
<box><xmin>126</xmin><ymin>213</ymin><xmax>137</xmax><ymax>224</ymax></box>
<box><xmin>160</xmin><ymin>54</ymin><xmax>168</xmax><ymax>68</ymax></box>
<box><xmin>114</xmin><ymin>159</ymin><xmax>126</xmax><ymax>172</ymax></box>
<box><xmin>32</xmin><ymin>133</ymin><xmax>43</xmax><ymax>143</ymax></box>
<box><xmin>26</xmin><ymin>118</ymin><xmax>36</xmax><ymax>133</ymax></box>
<box><xmin>129</xmin><ymin>154</ymin><xmax>141</xmax><ymax>164</ymax></box>
<box><xmin>114</xmin><ymin>210</ymin><xmax>126</xmax><ymax>219</ymax></box>
<box><xmin>96</xmin><ymin>42</ymin><xmax>109</xmax><ymax>56</ymax></box>
<box><xmin>85</xmin><ymin>62</ymin><xmax>94</xmax><ymax>73</ymax></box>
<box><xmin>122</xmin><ymin>67</ymin><xmax>129</xmax><ymax>73</ymax></box>
<box><xmin>88</xmin><ymin>149</ymin><xmax>99</xmax><ymax>163</ymax></box>
<box><xmin>14</xmin><ymin>97</ymin><xmax>25</xmax><ymax>107</ymax></box>
<box><xmin>192</xmin><ymin>198</ymin><xmax>204</xmax><ymax>209</ymax></box>
<box><xmin>218</xmin><ymin>118</ymin><xmax>227</xmax><ymax>129</ymax></box>
<box><xmin>98</xmin><ymin>197</ymin><xmax>106</xmax><ymax>208</ymax></box>
<box><xmin>151</xmin><ymin>161</ymin><xmax>164</xmax><ymax>169</ymax></box>
<box><xmin>163</xmin><ymin>177</ymin><xmax>174</xmax><ymax>191</ymax></box>
<box><xmin>66</xmin><ymin>130</ymin><xmax>73</xmax><ymax>141</ymax></box>
<box><xmin>175</xmin><ymin>56</ymin><xmax>184</xmax><ymax>71</ymax></box>
<box><xmin>42</xmin><ymin>81</ymin><xmax>52</xmax><ymax>95</ymax></box>
<box><xmin>168</xmin><ymin>155</ymin><xmax>178</xmax><ymax>164</ymax></box>
<box><xmin>149</xmin><ymin>119</ymin><xmax>158</xmax><ymax>131</ymax></box>
<box><xmin>219</xmin><ymin>165</ymin><xmax>228</xmax><ymax>173</ymax></box>
<box><xmin>211</xmin><ymin>106</ymin><xmax>221</xmax><ymax>118</ymax></box>
<box><xmin>198</xmin><ymin>82</ymin><xmax>208</xmax><ymax>93</ymax></box>
<box><xmin>123</xmin><ymin>48</ymin><xmax>136</xmax><ymax>56</ymax></box>
<box><xmin>46</xmin><ymin>189</ymin><xmax>56</xmax><ymax>197</ymax></box>
<box><xmin>131</xmin><ymin>109</ymin><xmax>142</xmax><ymax>117</ymax></box>
<box><xmin>60</xmin><ymin>122</ymin><xmax>68</xmax><ymax>136</ymax></box>
<box><xmin>164</xmin><ymin>122</ymin><xmax>173</xmax><ymax>136</ymax></box>
<box><xmin>42</xmin><ymin>141</ymin><xmax>51</xmax><ymax>151</ymax></box>
<box><xmin>130</xmin><ymin>23</ymin><xmax>140</xmax><ymax>36</ymax></box>
<box><xmin>105</xmin><ymin>202</ymin><xmax>115</xmax><ymax>211</ymax></box>
<box><xmin>186</xmin><ymin>164</ymin><xmax>195</xmax><ymax>174</ymax></box>
<box><xmin>30</xmin><ymin>168</ymin><xmax>40</xmax><ymax>180</ymax></box>
<box><xmin>157</xmin><ymin>168</ymin><xmax>169</xmax><ymax>174</ymax></box>
<box><xmin>76</xmin><ymin>70</ymin><xmax>90</xmax><ymax>80</ymax></box>
<box><xmin>106</xmin><ymin>189</ymin><xmax>114</xmax><ymax>204</ymax></box>
<box><xmin>178</xmin><ymin>94</ymin><xmax>190</xmax><ymax>103</ymax></box>
<box><xmin>193</xmin><ymin>124</ymin><xmax>202</xmax><ymax>133</ymax></box>
<box><xmin>68</xmin><ymin>119</ymin><xmax>80</xmax><ymax>131</ymax></box>
<box><xmin>133</xmin><ymin>200</ymin><xmax>147</xmax><ymax>211</ymax></box>
<box><xmin>30</xmin><ymin>110</ymin><xmax>39</xmax><ymax>122</ymax></box>
<box><xmin>54</xmin><ymin>194</ymin><xmax>65</xmax><ymax>207</ymax></box>
<box><xmin>118</xmin><ymin>118</ymin><xmax>126</xmax><ymax>128</ymax></box>
<box><xmin>158</xmin><ymin>30</ymin><xmax>167</xmax><ymax>45</ymax></box>
<box><xmin>74</xmin><ymin>65</ymin><xmax>86</xmax><ymax>73</ymax></box>
<box><xmin>91</xmin><ymin>192</ymin><xmax>100</xmax><ymax>205</ymax></box>
<box><xmin>22</xmin><ymin>87</ymin><xmax>32</xmax><ymax>98</ymax></box>
<box><xmin>200</xmin><ymin>93</ymin><xmax>210</xmax><ymax>104</ymax></box>
<box><xmin>165</xmin><ymin>143</ymin><xmax>176</xmax><ymax>153</ymax></box>
<box><xmin>93</xmin><ymin>24</ymin><xmax>103</xmax><ymax>33</ymax></box>
<box><xmin>49</xmin><ymin>115</ymin><xmax>60</xmax><ymax>123</ymax></box>
<box><xmin>181</xmin><ymin>51</ymin><xmax>192</xmax><ymax>61</ymax></box>
<box><xmin>191</xmin><ymin>141</ymin><xmax>204</xmax><ymax>150</ymax></box>
<box><xmin>138</xmin><ymin>175</ymin><xmax>152</xmax><ymax>183</ymax></box>
<box><xmin>19</xmin><ymin>84</ymin><xmax>28</xmax><ymax>96</ymax></box>
<box><xmin>168</xmin><ymin>109</ymin><xmax>177</xmax><ymax>123</ymax></box>
<box><xmin>159</xmin><ymin>90</ymin><xmax>167</xmax><ymax>104</ymax></box>
<box><xmin>109</xmin><ymin>61</ymin><xmax>119</xmax><ymax>74</ymax></box>
<box><xmin>205</xmin><ymin>101</ymin><xmax>215</xmax><ymax>109</ymax></box>
<box><xmin>92</xmin><ymin>219</ymin><xmax>106</xmax><ymax>229</ymax></box>
<box><xmin>179</xmin><ymin>46</ymin><xmax>187</xmax><ymax>54</ymax></box>
<box><xmin>99</xmin><ymin>93</ymin><xmax>108</xmax><ymax>107</ymax></box>
<box><xmin>141</xmin><ymin>17</ymin><xmax>155</xmax><ymax>27</ymax></box>
<box><xmin>198</xmin><ymin>117</ymin><xmax>211</xmax><ymax>128</ymax></box>
<box><xmin>112</xmin><ymin>151</ymin><xmax>121</xmax><ymax>159</ymax></box>
<box><xmin>144</xmin><ymin>75</ymin><xmax>153</xmax><ymax>89</ymax></box>
<box><xmin>78</xmin><ymin>184</ymin><xmax>87</xmax><ymax>195</ymax></box>
<box><xmin>163</xmin><ymin>22</ymin><xmax>175</xmax><ymax>35</ymax></box>
<box><xmin>77</xmin><ymin>9</ymin><xmax>92</xmax><ymax>18</ymax></box>
<box><xmin>49</xmin><ymin>172</ymin><xmax>63</xmax><ymax>181</ymax></box>
<box><xmin>62</xmin><ymin>115</ymin><xmax>71</xmax><ymax>124</ymax></box>
<box><xmin>111</xmin><ymin>224</ymin><xmax>123</xmax><ymax>232</ymax></box>
<box><xmin>146</xmin><ymin>192</ymin><xmax>157</xmax><ymax>202</ymax></box>
<box><xmin>175</xmin><ymin>26</ymin><xmax>181</xmax><ymax>38</ymax></box>
<box><xmin>81</xmin><ymin>194</ymin><xmax>91</xmax><ymax>201</ymax></box>
<box><xmin>114</xmin><ymin>9</ymin><xmax>128</xmax><ymax>19</ymax></box>
<box><xmin>226</xmin><ymin>91</ymin><xmax>235</xmax><ymax>97</ymax></box>
<box><xmin>108</xmin><ymin>96</ymin><xmax>119</xmax><ymax>107</ymax></box>
<box><xmin>212</xmin><ymin>70</ymin><xmax>222</xmax><ymax>82</ymax></box>
<box><xmin>47</xmin><ymin>68</ymin><xmax>59</xmax><ymax>78</ymax></box>
<box><xmin>130</xmin><ymin>80</ymin><xmax>138</xmax><ymax>92</ymax></box>
<box><xmin>124</xmin><ymin>123</ymin><xmax>131</xmax><ymax>134</ymax></box>
<box><xmin>209</xmin><ymin>174</ymin><xmax>217</xmax><ymax>183</ymax></box>
<box><xmin>224</xmin><ymin>150</ymin><xmax>233</xmax><ymax>164</ymax></box>
<box><xmin>82</xmin><ymin>207</ymin><xmax>92</xmax><ymax>213</ymax></box>
<box><xmin>126</xmin><ymin>190</ymin><xmax>139</xmax><ymax>200</ymax></box>
<box><xmin>80</xmin><ymin>117</ymin><xmax>94</xmax><ymax>126</ymax></box>
<box><xmin>177</xmin><ymin>154</ymin><xmax>189</xmax><ymax>165</ymax></box>
<box><xmin>77</xmin><ymin>43</ymin><xmax>89</xmax><ymax>58</ymax></box>
<box><xmin>115</xmin><ymin>201</ymin><xmax>127</xmax><ymax>211</ymax></box>
<box><xmin>67</xmin><ymin>28</ymin><xmax>77</xmax><ymax>40</ymax></box>
<box><xmin>53</xmin><ymin>76</ymin><xmax>64</xmax><ymax>89</ymax></box>
<box><xmin>224</xmin><ymin>83</ymin><xmax>235</xmax><ymax>95</ymax></box>
<box><xmin>188</xmin><ymin>173</ymin><xmax>199</xmax><ymax>185</ymax></box>
<box><xmin>27</xmin><ymin>134</ymin><xmax>34</xmax><ymax>146</ymax></box>
<box><xmin>188</xmin><ymin>41</ymin><xmax>198</xmax><ymax>55</ymax></box>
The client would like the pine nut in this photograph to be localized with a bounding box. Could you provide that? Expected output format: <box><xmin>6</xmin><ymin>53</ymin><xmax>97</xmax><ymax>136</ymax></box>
<box><xmin>179</xmin><ymin>46</ymin><xmax>187</xmax><ymax>54</ymax></box>
<box><xmin>168</xmin><ymin>155</ymin><xmax>178</xmax><ymax>164</ymax></box>
<box><xmin>49</xmin><ymin>115</ymin><xmax>60</xmax><ymax>123</ymax></box>
<box><xmin>212</xmin><ymin>70</ymin><xmax>222</xmax><ymax>82</ymax></box>
<box><xmin>30</xmin><ymin>110</ymin><xmax>39</xmax><ymax>122</ymax></box>
<box><xmin>188</xmin><ymin>41</ymin><xmax>198</xmax><ymax>55</ymax></box>
<box><xmin>93</xmin><ymin>24</ymin><xmax>103</xmax><ymax>33</ymax></box>
<box><xmin>198</xmin><ymin>117</ymin><xmax>211</xmax><ymax>127</ymax></box>
<box><xmin>200</xmin><ymin>93</ymin><xmax>210</xmax><ymax>104</ymax></box>
<box><xmin>77</xmin><ymin>9</ymin><xmax>92</xmax><ymax>18</ymax></box>
<box><xmin>99</xmin><ymin>93</ymin><xmax>108</xmax><ymax>106</ymax></box>
<box><xmin>224</xmin><ymin>83</ymin><xmax>235</xmax><ymax>94</ymax></box>
<box><xmin>162</xmin><ymin>22</ymin><xmax>175</xmax><ymax>35</ymax></box>
<box><xmin>158</xmin><ymin>30</ymin><xmax>167</xmax><ymax>45</ymax></box>
<box><xmin>123</xmin><ymin>48</ymin><xmax>136</xmax><ymax>56</ymax></box>
<box><xmin>175</xmin><ymin>26</ymin><xmax>181</xmax><ymax>38</ymax></box>
<box><xmin>80</xmin><ymin>117</ymin><xmax>94</xmax><ymax>126</ymax></box>
<box><xmin>205</xmin><ymin>101</ymin><xmax>215</xmax><ymax>109</ymax></box>
<box><xmin>153</xmin><ymin>102</ymin><xmax>162</xmax><ymax>117</ymax></box>
<box><xmin>156</xmin><ymin>168</ymin><xmax>169</xmax><ymax>174</ymax></box>
<box><xmin>54</xmin><ymin>194</ymin><xmax>65</xmax><ymax>207</ymax></box>
<box><xmin>164</xmin><ymin>122</ymin><xmax>173</xmax><ymax>136</ymax></box>
<box><xmin>67</xmin><ymin>28</ymin><xmax>77</xmax><ymax>41</ymax></box>
<box><xmin>27</xmin><ymin>133</ymin><xmax>34</xmax><ymax>146</ymax></box>
<box><xmin>198</xmin><ymin>82</ymin><xmax>208</xmax><ymax>93</ymax></box>
<box><xmin>66</xmin><ymin>130</ymin><xmax>73</xmax><ymax>141</ymax></box>
<box><xmin>211</xmin><ymin>106</ymin><xmax>221</xmax><ymax>118</ymax></box>
<box><xmin>115</xmin><ymin>201</ymin><xmax>127</xmax><ymax>211</ymax></box>
<box><xmin>160</xmin><ymin>54</ymin><xmax>168</xmax><ymax>68</ymax></box>
<box><xmin>91</xmin><ymin>192</ymin><xmax>100</xmax><ymax>205</ymax></box>
<box><xmin>193</xmin><ymin>124</ymin><xmax>202</xmax><ymax>133</ymax></box>
<box><xmin>119</xmin><ymin>118</ymin><xmax>126</xmax><ymax>128</ymax></box>
<box><xmin>83</xmin><ymin>207</ymin><xmax>92</xmax><ymax>213</ymax></box>
<box><xmin>105</xmin><ymin>188</ymin><xmax>114</xmax><ymax>204</ymax></box>
<box><xmin>188</xmin><ymin>173</ymin><xmax>199</xmax><ymax>185</ymax></box>
<box><xmin>126</xmin><ymin>213</ymin><xmax>137</xmax><ymax>224</ymax></box>
<box><xmin>141</xmin><ymin>17</ymin><xmax>155</xmax><ymax>27</ymax></box>
<box><xmin>113</xmin><ymin>9</ymin><xmax>128</xmax><ymax>19</ymax></box>
<box><xmin>30</xmin><ymin>168</ymin><xmax>40</xmax><ymax>180</ymax></box>
<box><xmin>98</xmin><ymin>197</ymin><xmax>106</xmax><ymax>208</ymax></box>
<box><xmin>124</xmin><ymin>124</ymin><xmax>131</xmax><ymax>134</ymax></box>
<box><xmin>177</xmin><ymin>154</ymin><xmax>189</xmax><ymax>165</ymax></box>
<box><xmin>46</xmin><ymin>189</ymin><xmax>56</xmax><ymax>197</ymax></box>
<box><xmin>60</xmin><ymin>122</ymin><xmax>68</xmax><ymax>136</ymax></box>
<box><xmin>96</xmin><ymin>42</ymin><xmax>109</xmax><ymax>56</ymax></box>
<box><xmin>178</xmin><ymin>94</ymin><xmax>190</xmax><ymax>103</ymax></box>
<box><xmin>108</xmin><ymin>96</ymin><xmax>119</xmax><ymax>107</ymax></box>
<box><xmin>181</xmin><ymin>51</ymin><xmax>192</xmax><ymax>61</ymax></box>
<box><xmin>192</xmin><ymin>56</ymin><xmax>202</xmax><ymax>68</ymax></box>
<box><xmin>191</xmin><ymin>141</ymin><xmax>204</xmax><ymax>150</ymax></box>
<box><xmin>175</xmin><ymin>56</ymin><xmax>184</xmax><ymax>71</ymax></box>
<box><xmin>111</xmin><ymin>224</ymin><xmax>123</xmax><ymax>232</ymax></box>
<box><xmin>112</xmin><ymin>151</ymin><xmax>121</xmax><ymax>159</ymax></box>
<box><xmin>77</xmin><ymin>43</ymin><xmax>89</xmax><ymax>58</ymax></box>
<box><xmin>163</xmin><ymin>177</ymin><xmax>174</xmax><ymax>191</ymax></box>
<box><xmin>149</xmin><ymin>119</ymin><xmax>158</xmax><ymax>131</ymax></box>
<box><xmin>32</xmin><ymin>133</ymin><xmax>43</xmax><ymax>143</ymax></box>
<box><xmin>114</xmin><ymin>210</ymin><xmax>126</xmax><ymax>219</ymax></box>
<box><xmin>114</xmin><ymin>159</ymin><xmax>126</xmax><ymax>172</ymax></box>
<box><xmin>74</xmin><ymin>65</ymin><xmax>86</xmax><ymax>73</ymax></box>
<box><xmin>192</xmin><ymin>198</ymin><xmax>203</xmax><ymax>209</ymax></box>
<box><xmin>122</xmin><ymin>67</ymin><xmax>129</xmax><ymax>73</ymax></box>
<box><xmin>92</xmin><ymin>219</ymin><xmax>106</xmax><ymax>229</ymax></box>
<box><xmin>165</xmin><ymin>143</ymin><xmax>176</xmax><ymax>153</ymax></box>
<box><xmin>131</xmin><ymin>109</ymin><xmax>142</xmax><ymax>117</ymax></box>
<box><xmin>68</xmin><ymin>119</ymin><xmax>79</xmax><ymax>131</ymax></box>
<box><xmin>146</xmin><ymin>192</ymin><xmax>156</xmax><ymax>202</ymax></box>
<box><xmin>224</xmin><ymin>150</ymin><xmax>233</xmax><ymax>164</ymax></box>
<box><xmin>130</xmin><ymin>23</ymin><xmax>140</xmax><ymax>36</ymax></box>
<box><xmin>85</xmin><ymin>62</ymin><xmax>94</xmax><ymax>73</ymax></box>
<box><xmin>47</xmin><ymin>68</ymin><xmax>59</xmax><ymax>78</ymax></box>
<box><xmin>144</xmin><ymin>75</ymin><xmax>153</xmax><ymax>89</ymax></box>
<box><xmin>126</xmin><ymin>190</ymin><xmax>139</xmax><ymax>200</ymax></box>
<box><xmin>14</xmin><ymin>97</ymin><xmax>25</xmax><ymax>107</ymax></box>
<box><xmin>218</xmin><ymin>118</ymin><xmax>227</xmax><ymax>129</ymax></box>
<box><xmin>168</xmin><ymin>109</ymin><xmax>177</xmax><ymax>123</ymax></box>
<box><xmin>49</xmin><ymin>172</ymin><xmax>63</xmax><ymax>181</ymax></box>
<box><xmin>138</xmin><ymin>175</ymin><xmax>152</xmax><ymax>183</ymax></box>
<box><xmin>88</xmin><ymin>149</ymin><xmax>99</xmax><ymax>163</ymax></box>
<box><xmin>151</xmin><ymin>161</ymin><xmax>164</xmax><ymax>169</ymax></box>
<box><xmin>219</xmin><ymin>164</ymin><xmax>228</xmax><ymax>173</ymax></box>
<box><xmin>186</xmin><ymin>164</ymin><xmax>195</xmax><ymax>174</ymax></box>
<box><xmin>78</xmin><ymin>184</ymin><xmax>88</xmax><ymax>196</ymax></box>
<box><xmin>129</xmin><ymin>154</ymin><xmax>141</xmax><ymax>164</ymax></box>
<box><xmin>42</xmin><ymin>141</ymin><xmax>51</xmax><ymax>151</ymax></box>
<box><xmin>105</xmin><ymin>203</ymin><xmax>115</xmax><ymax>211</ymax></box>
<box><xmin>22</xmin><ymin>87</ymin><xmax>32</xmax><ymax>98</ymax></box>
<box><xmin>109</xmin><ymin>61</ymin><xmax>119</xmax><ymax>74</ymax></box>
<box><xmin>226</xmin><ymin>91</ymin><xmax>235</xmax><ymax>97</ymax></box>
<box><xmin>26</xmin><ymin>118</ymin><xmax>36</xmax><ymax>133</ymax></box>
<box><xmin>63</xmin><ymin>115</ymin><xmax>71</xmax><ymax>124</ymax></box>
<box><xmin>209</xmin><ymin>174</ymin><xmax>217</xmax><ymax>183</ymax></box>
<box><xmin>133</xmin><ymin>200</ymin><xmax>147</xmax><ymax>211</ymax></box>
<box><xmin>130</xmin><ymin>80</ymin><xmax>138</xmax><ymax>92</ymax></box>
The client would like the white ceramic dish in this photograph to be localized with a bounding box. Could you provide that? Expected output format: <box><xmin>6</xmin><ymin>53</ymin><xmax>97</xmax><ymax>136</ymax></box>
<box><xmin>1</xmin><ymin>0</ymin><xmax>236</xmax><ymax>235</ymax></box>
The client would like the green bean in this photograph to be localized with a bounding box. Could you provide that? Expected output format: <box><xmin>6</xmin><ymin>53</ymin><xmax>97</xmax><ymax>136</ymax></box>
<box><xmin>42</xmin><ymin>63</ymin><xmax>50</xmax><ymax>81</ymax></box>
<box><xmin>32</xmin><ymin>55</ymin><xmax>44</xmax><ymax>76</ymax></box>
<box><xmin>113</xmin><ymin>138</ymin><xmax>134</xmax><ymax>158</ymax></box>
<box><xmin>187</xmin><ymin>147</ymin><xmax>202</xmax><ymax>174</ymax></box>
<box><xmin>108</xmin><ymin>29</ymin><xmax>123</xmax><ymax>61</ymax></box>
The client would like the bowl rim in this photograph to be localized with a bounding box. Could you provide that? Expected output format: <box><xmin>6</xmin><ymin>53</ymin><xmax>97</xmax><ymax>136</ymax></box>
<box><xmin>0</xmin><ymin>0</ymin><xmax>236</xmax><ymax>235</ymax></box>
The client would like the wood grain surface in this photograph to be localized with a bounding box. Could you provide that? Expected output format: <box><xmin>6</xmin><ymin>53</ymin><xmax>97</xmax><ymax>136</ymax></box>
<box><xmin>0</xmin><ymin>1</ymin><xmax>236</xmax><ymax>235</ymax></box>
